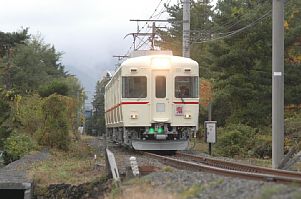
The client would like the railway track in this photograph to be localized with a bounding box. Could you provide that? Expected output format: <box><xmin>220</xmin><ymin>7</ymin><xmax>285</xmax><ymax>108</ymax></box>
<box><xmin>143</xmin><ymin>152</ymin><xmax>301</xmax><ymax>184</ymax></box>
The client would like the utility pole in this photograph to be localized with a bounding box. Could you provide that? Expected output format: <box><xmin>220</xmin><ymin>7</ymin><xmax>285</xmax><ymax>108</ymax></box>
<box><xmin>76</xmin><ymin>90</ymin><xmax>81</xmax><ymax>132</ymax></box>
<box><xmin>127</xmin><ymin>19</ymin><xmax>169</xmax><ymax>51</ymax></box>
<box><xmin>183</xmin><ymin>0</ymin><xmax>190</xmax><ymax>58</ymax></box>
<box><xmin>208</xmin><ymin>102</ymin><xmax>212</xmax><ymax>155</ymax></box>
<box><xmin>272</xmin><ymin>0</ymin><xmax>284</xmax><ymax>169</ymax></box>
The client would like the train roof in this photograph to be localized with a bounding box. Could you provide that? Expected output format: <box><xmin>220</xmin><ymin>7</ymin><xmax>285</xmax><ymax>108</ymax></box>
<box><xmin>121</xmin><ymin>54</ymin><xmax>199</xmax><ymax>68</ymax></box>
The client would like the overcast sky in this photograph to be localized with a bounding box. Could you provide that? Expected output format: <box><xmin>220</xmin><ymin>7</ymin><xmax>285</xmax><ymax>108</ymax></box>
<box><xmin>0</xmin><ymin>0</ymin><xmax>215</xmax><ymax>107</ymax></box>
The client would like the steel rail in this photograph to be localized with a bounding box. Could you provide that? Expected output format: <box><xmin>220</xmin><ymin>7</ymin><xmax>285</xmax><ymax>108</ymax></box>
<box><xmin>176</xmin><ymin>152</ymin><xmax>301</xmax><ymax>179</ymax></box>
<box><xmin>143</xmin><ymin>152</ymin><xmax>301</xmax><ymax>184</ymax></box>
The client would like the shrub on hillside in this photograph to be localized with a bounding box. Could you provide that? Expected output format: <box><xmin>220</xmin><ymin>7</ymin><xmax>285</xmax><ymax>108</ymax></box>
<box><xmin>214</xmin><ymin>124</ymin><xmax>257</xmax><ymax>157</ymax></box>
<box><xmin>16</xmin><ymin>94</ymin><xmax>43</xmax><ymax>136</ymax></box>
<box><xmin>38</xmin><ymin>80</ymin><xmax>69</xmax><ymax>97</ymax></box>
<box><xmin>252</xmin><ymin>135</ymin><xmax>272</xmax><ymax>158</ymax></box>
<box><xmin>37</xmin><ymin>94</ymin><xmax>71</xmax><ymax>150</ymax></box>
<box><xmin>3</xmin><ymin>133</ymin><xmax>36</xmax><ymax>164</ymax></box>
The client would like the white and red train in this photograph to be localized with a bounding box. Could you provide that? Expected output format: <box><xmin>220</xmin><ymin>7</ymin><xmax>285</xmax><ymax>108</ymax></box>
<box><xmin>104</xmin><ymin>51</ymin><xmax>199</xmax><ymax>150</ymax></box>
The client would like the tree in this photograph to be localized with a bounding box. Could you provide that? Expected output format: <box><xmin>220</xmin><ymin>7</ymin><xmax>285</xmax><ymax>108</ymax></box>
<box><xmin>207</xmin><ymin>0</ymin><xmax>273</xmax><ymax>127</ymax></box>
<box><xmin>284</xmin><ymin>0</ymin><xmax>301</xmax><ymax>105</ymax></box>
<box><xmin>160</xmin><ymin>0</ymin><xmax>301</xmax><ymax>127</ymax></box>
<box><xmin>91</xmin><ymin>73</ymin><xmax>111</xmax><ymax>136</ymax></box>
<box><xmin>39</xmin><ymin>79</ymin><xmax>69</xmax><ymax>97</ymax></box>
<box><xmin>7</xmin><ymin>37</ymin><xmax>66</xmax><ymax>93</ymax></box>
<box><xmin>158</xmin><ymin>1</ymin><xmax>214</xmax><ymax>78</ymax></box>
<box><xmin>0</xmin><ymin>29</ymin><xmax>29</xmax><ymax>57</ymax></box>
<box><xmin>0</xmin><ymin>29</ymin><xmax>30</xmax><ymax>89</ymax></box>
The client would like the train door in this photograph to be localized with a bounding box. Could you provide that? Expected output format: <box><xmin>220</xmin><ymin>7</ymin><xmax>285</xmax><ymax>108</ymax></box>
<box><xmin>151</xmin><ymin>70</ymin><xmax>171</xmax><ymax>122</ymax></box>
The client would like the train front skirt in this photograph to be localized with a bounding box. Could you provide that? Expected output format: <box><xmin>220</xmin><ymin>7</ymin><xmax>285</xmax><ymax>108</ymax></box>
<box><xmin>131</xmin><ymin>139</ymin><xmax>188</xmax><ymax>150</ymax></box>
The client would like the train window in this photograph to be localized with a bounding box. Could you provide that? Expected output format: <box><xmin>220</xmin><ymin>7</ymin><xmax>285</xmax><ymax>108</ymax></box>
<box><xmin>122</xmin><ymin>76</ymin><xmax>147</xmax><ymax>98</ymax></box>
<box><xmin>156</xmin><ymin>76</ymin><xmax>166</xmax><ymax>98</ymax></box>
<box><xmin>175</xmin><ymin>76</ymin><xmax>198</xmax><ymax>98</ymax></box>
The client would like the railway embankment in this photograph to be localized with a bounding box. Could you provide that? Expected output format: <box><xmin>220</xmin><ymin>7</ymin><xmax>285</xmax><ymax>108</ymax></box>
<box><xmin>0</xmin><ymin>136</ymin><xmax>111</xmax><ymax>199</ymax></box>
<box><xmin>30</xmin><ymin>136</ymin><xmax>110</xmax><ymax>199</ymax></box>
<box><xmin>0</xmin><ymin>150</ymin><xmax>49</xmax><ymax>199</ymax></box>
<box><xmin>3</xmin><ymin>136</ymin><xmax>301</xmax><ymax>199</ymax></box>
<box><xmin>107</xmin><ymin>146</ymin><xmax>301</xmax><ymax>199</ymax></box>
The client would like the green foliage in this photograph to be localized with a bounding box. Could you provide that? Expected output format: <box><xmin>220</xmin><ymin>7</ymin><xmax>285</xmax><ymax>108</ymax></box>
<box><xmin>3</xmin><ymin>133</ymin><xmax>35</xmax><ymax>164</ymax></box>
<box><xmin>39</xmin><ymin>79</ymin><xmax>69</xmax><ymax>97</ymax></box>
<box><xmin>180</xmin><ymin>184</ymin><xmax>204</xmax><ymax>199</ymax></box>
<box><xmin>0</xmin><ymin>94</ymin><xmax>11</xmax><ymax>124</ymax></box>
<box><xmin>0</xmin><ymin>127</ymin><xmax>11</xmax><ymax>149</ymax></box>
<box><xmin>0</xmin><ymin>89</ymin><xmax>21</xmax><ymax>149</ymax></box>
<box><xmin>252</xmin><ymin>134</ymin><xmax>272</xmax><ymax>158</ymax></box>
<box><xmin>259</xmin><ymin>186</ymin><xmax>283</xmax><ymax>199</ymax></box>
<box><xmin>214</xmin><ymin>124</ymin><xmax>273</xmax><ymax>158</ymax></box>
<box><xmin>286</xmin><ymin>114</ymin><xmax>301</xmax><ymax>138</ymax></box>
<box><xmin>214</xmin><ymin>124</ymin><xmax>257</xmax><ymax>157</ymax></box>
<box><xmin>0</xmin><ymin>36</ymin><xmax>66</xmax><ymax>92</ymax></box>
<box><xmin>91</xmin><ymin>74</ymin><xmax>110</xmax><ymax>135</ymax></box>
<box><xmin>0</xmin><ymin>28</ymin><xmax>29</xmax><ymax>57</ymax></box>
<box><xmin>37</xmin><ymin>94</ymin><xmax>71</xmax><ymax>150</ymax></box>
<box><xmin>160</xmin><ymin>0</ymin><xmax>301</xmax><ymax>129</ymax></box>
<box><xmin>16</xmin><ymin>94</ymin><xmax>43</xmax><ymax>136</ymax></box>
<box><xmin>0</xmin><ymin>30</ymin><xmax>83</xmax><ymax>163</ymax></box>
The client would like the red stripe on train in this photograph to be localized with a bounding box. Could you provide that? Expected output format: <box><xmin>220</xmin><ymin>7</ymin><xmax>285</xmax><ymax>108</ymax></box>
<box><xmin>121</xmin><ymin>102</ymin><xmax>149</xmax><ymax>105</ymax></box>
<box><xmin>105</xmin><ymin>101</ymin><xmax>149</xmax><ymax>113</ymax></box>
<box><xmin>173</xmin><ymin>102</ymin><xmax>199</xmax><ymax>104</ymax></box>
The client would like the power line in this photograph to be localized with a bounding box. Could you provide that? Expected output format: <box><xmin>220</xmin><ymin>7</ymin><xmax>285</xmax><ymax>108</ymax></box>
<box><xmin>124</xmin><ymin>0</ymin><xmax>164</xmax><ymax>55</ymax></box>
<box><xmin>124</xmin><ymin>0</ymin><xmax>173</xmax><ymax>55</ymax></box>
<box><xmin>192</xmin><ymin>9</ymin><xmax>272</xmax><ymax>44</ymax></box>
<box><xmin>134</xmin><ymin>0</ymin><xmax>173</xmax><ymax>51</ymax></box>
<box><xmin>188</xmin><ymin>2</ymin><xmax>273</xmax><ymax>43</ymax></box>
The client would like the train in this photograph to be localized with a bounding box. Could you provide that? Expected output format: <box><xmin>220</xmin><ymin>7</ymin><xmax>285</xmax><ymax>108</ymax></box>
<box><xmin>104</xmin><ymin>50</ymin><xmax>199</xmax><ymax>150</ymax></box>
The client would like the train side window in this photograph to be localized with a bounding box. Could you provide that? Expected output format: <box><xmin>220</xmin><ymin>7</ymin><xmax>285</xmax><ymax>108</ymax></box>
<box><xmin>156</xmin><ymin>76</ymin><xmax>166</xmax><ymax>98</ymax></box>
<box><xmin>175</xmin><ymin>76</ymin><xmax>198</xmax><ymax>98</ymax></box>
<box><xmin>122</xmin><ymin>76</ymin><xmax>147</xmax><ymax>98</ymax></box>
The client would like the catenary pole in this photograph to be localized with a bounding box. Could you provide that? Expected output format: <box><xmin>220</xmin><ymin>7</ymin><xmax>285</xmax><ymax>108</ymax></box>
<box><xmin>183</xmin><ymin>0</ymin><xmax>190</xmax><ymax>58</ymax></box>
<box><xmin>272</xmin><ymin>0</ymin><xmax>284</xmax><ymax>169</ymax></box>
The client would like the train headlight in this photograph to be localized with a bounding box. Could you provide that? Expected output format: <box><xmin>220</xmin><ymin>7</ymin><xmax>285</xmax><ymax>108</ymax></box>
<box><xmin>149</xmin><ymin>128</ymin><xmax>155</xmax><ymax>134</ymax></box>
<box><xmin>130</xmin><ymin>113</ymin><xmax>138</xmax><ymax>119</ymax></box>
<box><xmin>157</xmin><ymin>127</ymin><xmax>164</xmax><ymax>134</ymax></box>
<box><xmin>151</xmin><ymin>57</ymin><xmax>170</xmax><ymax>69</ymax></box>
<box><xmin>184</xmin><ymin>114</ymin><xmax>191</xmax><ymax>119</ymax></box>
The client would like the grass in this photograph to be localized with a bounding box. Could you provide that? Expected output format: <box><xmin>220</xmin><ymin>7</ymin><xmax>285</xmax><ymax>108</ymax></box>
<box><xmin>257</xmin><ymin>186</ymin><xmax>282</xmax><ymax>199</ymax></box>
<box><xmin>162</xmin><ymin>166</ymin><xmax>174</xmax><ymax>172</ymax></box>
<box><xmin>106</xmin><ymin>182</ymin><xmax>178</xmax><ymax>199</ymax></box>
<box><xmin>180</xmin><ymin>179</ymin><xmax>224</xmax><ymax>199</ymax></box>
<box><xmin>192</xmin><ymin>139</ymin><xmax>273</xmax><ymax>167</ymax></box>
<box><xmin>191</xmin><ymin>139</ymin><xmax>208</xmax><ymax>153</ymax></box>
<box><xmin>28</xmin><ymin>135</ymin><xmax>106</xmax><ymax>186</ymax></box>
<box><xmin>180</xmin><ymin>184</ymin><xmax>204</xmax><ymax>199</ymax></box>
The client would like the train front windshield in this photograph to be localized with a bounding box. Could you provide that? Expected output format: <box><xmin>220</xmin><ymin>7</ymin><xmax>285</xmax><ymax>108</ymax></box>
<box><xmin>175</xmin><ymin>76</ymin><xmax>198</xmax><ymax>98</ymax></box>
<box><xmin>122</xmin><ymin>76</ymin><xmax>147</xmax><ymax>98</ymax></box>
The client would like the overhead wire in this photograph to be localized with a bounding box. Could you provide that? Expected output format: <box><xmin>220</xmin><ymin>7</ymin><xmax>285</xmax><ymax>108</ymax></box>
<box><xmin>192</xmin><ymin>9</ymin><xmax>272</xmax><ymax>44</ymax></box>
<box><xmin>188</xmin><ymin>1</ymin><xmax>273</xmax><ymax>43</ymax></box>
<box><xmin>135</xmin><ymin>0</ymin><xmax>173</xmax><ymax>51</ymax></box>
<box><xmin>124</xmin><ymin>0</ymin><xmax>166</xmax><ymax>56</ymax></box>
<box><xmin>125</xmin><ymin>0</ymin><xmax>175</xmax><ymax>54</ymax></box>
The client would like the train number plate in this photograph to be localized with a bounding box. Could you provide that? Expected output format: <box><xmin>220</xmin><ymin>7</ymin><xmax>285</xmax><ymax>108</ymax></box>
<box><xmin>175</xmin><ymin>105</ymin><xmax>183</xmax><ymax>116</ymax></box>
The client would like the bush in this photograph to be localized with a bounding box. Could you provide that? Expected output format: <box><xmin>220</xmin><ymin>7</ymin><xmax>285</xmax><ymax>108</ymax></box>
<box><xmin>252</xmin><ymin>135</ymin><xmax>272</xmax><ymax>158</ymax></box>
<box><xmin>37</xmin><ymin>94</ymin><xmax>71</xmax><ymax>150</ymax></box>
<box><xmin>16</xmin><ymin>94</ymin><xmax>43</xmax><ymax>136</ymax></box>
<box><xmin>214</xmin><ymin>124</ymin><xmax>257</xmax><ymax>157</ymax></box>
<box><xmin>0</xmin><ymin>127</ymin><xmax>11</xmax><ymax>149</ymax></box>
<box><xmin>3</xmin><ymin>133</ymin><xmax>35</xmax><ymax>164</ymax></box>
<box><xmin>38</xmin><ymin>80</ymin><xmax>69</xmax><ymax>97</ymax></box>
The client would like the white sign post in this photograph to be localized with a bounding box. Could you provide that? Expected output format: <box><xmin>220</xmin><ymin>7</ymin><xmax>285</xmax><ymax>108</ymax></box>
<box><xmin>106</xmin><ymin>148</ymin><xmax>120</xmax><ymax>182</ymax></box>
<box><xmin>205</xmin><ymin>121</ymin><xmax>217</xmax><ymax>155</ymax></box>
